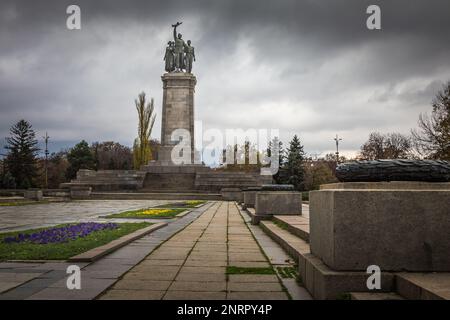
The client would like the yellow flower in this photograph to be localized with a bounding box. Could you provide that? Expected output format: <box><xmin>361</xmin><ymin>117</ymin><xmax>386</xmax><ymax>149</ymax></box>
<box><xmin>138</xmin><ymin>209</ymin><xmax>172</xmax><ymax>215</ymax></box>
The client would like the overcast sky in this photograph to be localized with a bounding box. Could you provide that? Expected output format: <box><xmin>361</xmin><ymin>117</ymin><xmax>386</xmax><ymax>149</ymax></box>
<box><xmin>1</xmin><ymin>0</ymin><xmax>449</xmax><ymax>161</ymax></box>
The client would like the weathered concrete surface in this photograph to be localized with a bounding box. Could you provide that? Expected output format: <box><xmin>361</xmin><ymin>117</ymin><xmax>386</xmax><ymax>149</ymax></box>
<box><xmin>310</xmin><ymin>183</ymin><xmax>450</xmax><ymax>271</ymax></box>
<box><xmin>24</xmin><ymin>189</ymin><xmax>43</xmax><ymax>201</ymax></box>
<box><xmin>69</xmin><ymin>186</ymin><xmax>92</xmax><ymax>200</ymax></box>
<box><xmin>221</xmin><ymin>188</ymin><xmax>242</xmax><ymax>202</ymax></box>
<box><xmin>255</xmin><ymin>191</ymin><xmax>302</xmax><ymax>217</ymax></box>
<box><xmin>99</xmin><ymin>202</ymin><xmax>293</xmax><ymax>300</ymax></box>
<box><xmin>159</xmin><ymin>73</ymin><xmax>197</xmax><ymax>164</ymax></box>
<box><xmin>321</xmin><ymin>181</ymin><xmax>450</xmax><ymax>190</ymax></box>
<box><xmin>243</xmin><ymin>191</ymin><xmax>257</xmax><ymax>208</ymax></box>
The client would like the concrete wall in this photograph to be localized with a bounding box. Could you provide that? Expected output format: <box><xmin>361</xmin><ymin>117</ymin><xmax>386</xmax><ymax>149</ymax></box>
<box><xmin>310</xmin><ymin>183</ymin><xmax>450</xmax><ymax>271</ymax></box>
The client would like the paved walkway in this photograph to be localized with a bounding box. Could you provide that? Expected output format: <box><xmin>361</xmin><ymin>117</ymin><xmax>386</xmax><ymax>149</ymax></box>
<box><xmin>100</xmin><ymin>202</ymin><xmax>290</xmax><ymax>300</ymax></box>
<box><xmin>0</xmin><ymin>200</ymin><xmax>173</xmax><ymax>232</ymax></box>
<box><xmin>0</xmin><ymin>203</ymin><xmax>213</xmax><ymax>300</ymax></box>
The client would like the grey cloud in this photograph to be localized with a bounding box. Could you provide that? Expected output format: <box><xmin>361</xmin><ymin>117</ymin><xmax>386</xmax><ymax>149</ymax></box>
<box><xmin>1</xmin><ymin>0</ymin><xmax>450</xmax><ymax>160</ymax></box>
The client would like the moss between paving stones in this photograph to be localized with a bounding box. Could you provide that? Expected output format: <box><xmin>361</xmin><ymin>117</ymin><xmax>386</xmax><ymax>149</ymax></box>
<box><xmin>276</xmin><ymin>266</ymin><xmax>298</xmax><ymax>279</ymax></box>
<box><xmin>0</xmin><ymin>222</ymin><xmax>151</xmax><ymax>261</ymax></box>
<box><xmin>102</xmin><ymin>208</ymin><xmax>186</xmax><ymax>219</ymax></box>
<box><xmin>226</xmin><ymin>266</ymin><xmax>276</xmax><ymax>275</ymax></box>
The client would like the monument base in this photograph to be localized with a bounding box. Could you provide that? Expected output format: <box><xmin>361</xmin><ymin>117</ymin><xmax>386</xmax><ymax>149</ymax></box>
<box><xmin>310</xmin><ymin>181</ymin><xmax>450</xmax><ymax>272</ymax></box>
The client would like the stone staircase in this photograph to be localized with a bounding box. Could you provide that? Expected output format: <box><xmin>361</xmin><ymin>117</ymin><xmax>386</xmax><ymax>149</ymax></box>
<box><xmin>195</xmin><ymin>171</ymin><xmax>272</xmax><ymax>192</ymax></box>
<box><xmin>60</xmin><ymin>169</ymin><xmax>146</xmax><ymax>191</ymax></box>
<box><xmin>244</xmin><ymin>206</ymin><xmax>450</xmax><ymax>300</ymax></box>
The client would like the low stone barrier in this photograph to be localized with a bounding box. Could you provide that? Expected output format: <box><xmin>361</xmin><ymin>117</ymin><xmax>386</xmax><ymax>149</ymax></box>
<box><xmin>70</xmin><ymin>186</ymin><xmax>92</xmax><ymax>200</ymax></box>
<box><xmin>243</xmin><ymin>187</ymin><xmax>262</xmax><ymax>209</ymax></box>
<box><xmin>221</xmin><ymin>187</ymin><xmax>242</xmax><ymax>201</ymax></box>
<box><xmin>24</xmin><ymin>189</ymin><xmax>43</xmax><ymax>201</ymax></box>
<box><xmin>310</xmin><ymin>181</ymin><xmax>450</xmax><ymax>272</ymax></box>
<box><xmin>253</xmin><ymin>184</ymin><xmax>302</xmax><ymax>224</ymax></box>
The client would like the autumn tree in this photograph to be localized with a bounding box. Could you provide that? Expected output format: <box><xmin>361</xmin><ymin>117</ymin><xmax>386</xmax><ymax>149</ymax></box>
<box><xmin>412</xmin><ymin>81</ymin><xmax>450</xmax><ymax>160</ymax></box>
<box><xmin>91</xmin><ymin>141</ymin><xmax>133</xmax><ymax>170</ymax></box>
<box><xmin>359</xmin><ymin>132</ymin><xmax>412</xmax><ymax>160</ymax></box>
<box><xmin>304</xmin><ymin>161</ymin><xmax>337</xmax><ymax>190</ymax></box>
<box><xmin>133</xmin><ymin>92</ymin><xmax>156</xmax><ymax>169</ymax></box>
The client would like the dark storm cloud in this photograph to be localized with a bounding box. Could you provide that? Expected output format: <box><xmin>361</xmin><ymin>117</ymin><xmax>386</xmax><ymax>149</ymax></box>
<box><xmin>1</xmin><ymin>0</ymin><xmax>450</xmax><ymax>158</ymax></box>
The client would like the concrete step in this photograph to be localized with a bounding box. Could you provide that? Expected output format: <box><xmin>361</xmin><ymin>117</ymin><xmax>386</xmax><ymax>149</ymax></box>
<box><xmin>258</xmin><ymin>220</ymin><xmax>395</xmax><ymax>299</ymax></box>
<box><xmin>260</xmin><ymin>221</ymin><xmax>310</xmax><ymax>263</ymax></box>
<box><xmin>91</xmin><ymin>192</ymin><xmax>221</xmax><ymax>201</ymax></box>
<box><xmin>396</xmin><ymin>273</ymin><xmax>450</xmax><ymax>300</ymax></box>
<box><xmin>272</xmin><ymin>215</ymin><xmax>310</xmax><ymax>242</ymax></box>
<box><xmin>350</xmin><ymin>292</ymin><xmax>404</xmax><ymax>300</ymax></box>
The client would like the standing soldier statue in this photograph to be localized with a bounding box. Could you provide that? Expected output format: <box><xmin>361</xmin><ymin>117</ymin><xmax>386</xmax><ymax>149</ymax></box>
<box><xmin>172</xmin><ymin>22</ymin><xmax>186</xmax><ymax>72</ymax></box>
<box><xmin>163</xmin><ymin>41</ymin><xmax>175</xmax><ymax>72</ymax></box>
<box><xmin>184</xmin><ymin>40</ymin><xmax>196</xmax><ymax>74</ymax></box>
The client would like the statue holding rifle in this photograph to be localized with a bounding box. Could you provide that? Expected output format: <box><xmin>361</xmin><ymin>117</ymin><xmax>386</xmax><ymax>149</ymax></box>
<box><xmin>165</xmin><ymin>22</ymin><xmax>195</xmax><ymax>73</ymax></box>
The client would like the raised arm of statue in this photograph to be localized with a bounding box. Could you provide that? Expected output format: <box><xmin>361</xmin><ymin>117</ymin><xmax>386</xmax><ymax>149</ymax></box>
<box><xmin>172</xmin><ymin>22</ymin><xmax>182</xmax><ymax>41</ymax></box>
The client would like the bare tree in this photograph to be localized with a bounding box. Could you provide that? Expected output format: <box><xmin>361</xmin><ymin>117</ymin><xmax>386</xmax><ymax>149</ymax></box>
<box><xmin>359</xmin><ymin>132</ymin><xmax>412</xmax><ymax>160</ymax></box>
<box><xmin>412</xmin><ymin>81</ymin><xmax>450</xmax><ymax>160</ymax></box>
<box><xmin>133</xmin><ymin>92</ymin><xmax>156</xmax><ymax>169</ymax></box>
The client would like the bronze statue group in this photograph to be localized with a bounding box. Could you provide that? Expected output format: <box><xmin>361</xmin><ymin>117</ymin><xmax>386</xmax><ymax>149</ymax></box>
<box><xmin>164</xmin><ymin>22</ymin><xmax>196</xmax><ymax>73</ymax></box>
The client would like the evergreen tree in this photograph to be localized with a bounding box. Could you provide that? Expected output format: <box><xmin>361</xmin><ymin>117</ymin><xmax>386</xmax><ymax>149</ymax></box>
<box><xmin>4</xmin><ymin>120</ymin><xmax>39</xmax><ymax>188</ymax></box>
<box><xmin>66</xmin><ymin>140</ymin><xmax>96</xmax><ymax>179</ymax></box>
<box><xmin>285</xmin><ymin>135</ymin><xmax>306</xmax><ymax>191</ymax></box>
<box><xmin>267</xmin><ymin>137</ymin><xmax>285</xmax><ymax>183</ymax></box>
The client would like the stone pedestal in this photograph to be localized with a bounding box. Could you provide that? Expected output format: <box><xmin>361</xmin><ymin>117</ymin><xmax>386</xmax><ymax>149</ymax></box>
<box><xmin>221</xmin><ymin>188</ymin><xmax>242</xmax><ymax>201</ymax></box>
<box><xmin>243</xmin><ymin>187</ymin><xmax>262</xmax><ymax>209</ymax></box>
<box><xmin>24</xmin><ymin>189</ymin><xmax>43</xmax><ymax>201</ymax></box>
<box><xmin>70</xmin><ymin>186</ymin><xmax>92</xmax><ymax>200</ymax></box>
<box><xmin>255</xmin><ymin>191</ymin><xmax>302</xmax><ymax>218</ymax></box>
<box><xmin>310</xmin><ymin>182</ymin><xmax>450</xmax><ymax>272</ymax></box>
<box><xmin>159</xmin><ymin>72</ymin><xmax>196</xmax><ymax>165</ymax></box>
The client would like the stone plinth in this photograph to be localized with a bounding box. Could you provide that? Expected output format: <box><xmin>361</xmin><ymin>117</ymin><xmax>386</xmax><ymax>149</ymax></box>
<box><xmin>243</xmin><ymin>187</ymin><xmax>262</xmax><ymax>209</ymax></box>
<box><xmin>310</xmin><ymin>182</ymin><xmax>450</xmax><ymax>272</ymax></box>
<box><xmin>24</xmin><ymin>189</ymin><xmax>43</xmax><ymax>201</ymax></box>
<box><xmin>221</xmin><ymin>188</ymin><xmax>242</xmax><ymax>201</ymax></box>
<box><xmin>160</xmin><ymin>72</ymin><xmax>196</xmax><ymax>164</ymax></box>
<box><xmin>255</xmin><ymin>191</ymin><xmax>302</xmax><ymax>219</ymax></box>
<box><xmin>70</xmin><ymin>186</ymin><xmax>92</xmax><ymax>200</ymax></box>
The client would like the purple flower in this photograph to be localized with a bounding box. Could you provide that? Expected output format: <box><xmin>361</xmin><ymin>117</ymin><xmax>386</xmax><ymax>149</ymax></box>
<box><xmin>3</xmin><ymin>223</ymin><xmax>119</xmax><ymax>245</ymax></box>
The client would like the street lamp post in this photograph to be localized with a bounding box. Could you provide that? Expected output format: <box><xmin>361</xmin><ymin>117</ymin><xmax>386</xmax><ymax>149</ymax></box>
<box><xmin>43</xmin><ymin>132</ymin><xmax>50</xmax><ymax>189</ymax></box>
<box><xmin>334</xmin><ymin>134</ymin><xmax>342</xmax><ymax>164</ymax></box>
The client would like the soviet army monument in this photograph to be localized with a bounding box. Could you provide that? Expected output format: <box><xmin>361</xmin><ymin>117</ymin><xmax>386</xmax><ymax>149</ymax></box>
<box><xmin>63</xmin><ymin>23</ymin><xmax>271</xmax><ymax>196</ymax></box>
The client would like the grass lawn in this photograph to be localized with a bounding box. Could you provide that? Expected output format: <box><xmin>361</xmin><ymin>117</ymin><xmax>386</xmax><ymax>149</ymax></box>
<box><xmin>0</xmin><ymin>200</ymin><xmax>49</xmax><ymax>206</ymax></box>
<box><xmin>154</xmin><ymin>200</ymin><xmax>207</xmax><ymax>208</ymax></box>
<box><xmin>226</xmin><ymin>266</ymin><xmax>276</xmax><ymax>275</ymax></box>
<box><xmin>0</xmin><ymin>222</ymin><xmax>151</xmax><ymax>261</ymax></box>
<box><xmin>103</xmin><ymin>208</ymin><xmax>186</xmax><ymax>219</ymax></box>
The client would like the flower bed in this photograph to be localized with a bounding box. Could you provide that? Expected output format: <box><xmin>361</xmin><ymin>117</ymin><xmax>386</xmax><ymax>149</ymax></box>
<box><xmin>0</xmin><ymin>222</ymin><xmax>150</xmax><ymax>261</ymax></box>
<box><xmin>103</xmin><ymin>207</ymin><xmax>186</xmax><ymax>219</ymax></box>
<box><xmin>3</xmin><ymin>222</ymin><xmax>118</xmax><ymax>245</ymax></box>
<box><xmin>154</xmin><ymin>200</ymin><xmax>207</xmax><ymax>208</ymax></box>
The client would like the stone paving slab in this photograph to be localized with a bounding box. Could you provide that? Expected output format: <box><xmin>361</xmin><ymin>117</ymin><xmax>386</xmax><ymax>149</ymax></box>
<box><xmin>99</xmin><ymin>202</ymin><xmax>297</xmax><ymax>300</ymax></box>
<box><xmin>0</xmin><ymin>201</ymin><xmax>214</xmax><ymax>300</ymax></box>
<box><xmin>0</xmin><ymin>200</ymin><xmax>174</xmax><ymax>232</ymax></box>
<box><xmin>68</xmin><ymin>222</ymin><xmax>167</xmax><ymax>262</ymax></box>
<box><xmin>101</xmin><ymin>289</ymin><xmax>165</xmax><ymax>300</ymax></box>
